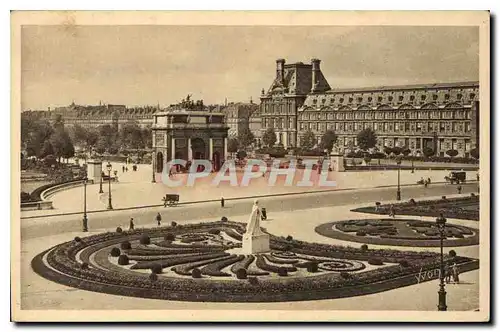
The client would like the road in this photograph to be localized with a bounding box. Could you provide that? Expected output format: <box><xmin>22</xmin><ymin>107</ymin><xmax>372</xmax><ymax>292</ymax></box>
<box><xmin>21</xmin><ymin>182</ymin><xmax>479</xmax><ymax>239</ymax></box>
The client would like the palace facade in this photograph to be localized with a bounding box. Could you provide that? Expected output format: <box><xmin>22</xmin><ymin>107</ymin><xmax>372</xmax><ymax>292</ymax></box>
<box><xmin>221</xmin><ymin>101</ymin><xmax>261</xmax><ymax>145</ymax></box>
<box><xmin>260</xmin><ymin>58</ymin><xmax>480</xmax><ymax>157</ymax></box>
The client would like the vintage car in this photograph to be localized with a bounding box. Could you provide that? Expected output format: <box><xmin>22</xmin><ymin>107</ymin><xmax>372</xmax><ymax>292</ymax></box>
<box><xmin>162</xmin><ymin>194</ymin><xmax>180</xmax><ymax>207</ymax></box>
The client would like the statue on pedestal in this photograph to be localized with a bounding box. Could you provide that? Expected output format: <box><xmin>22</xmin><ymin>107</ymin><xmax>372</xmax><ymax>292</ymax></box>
<box><xmin>242</xmin><ymin>199</ymin><xmax>270</xmax><ymax>254</ymax></box>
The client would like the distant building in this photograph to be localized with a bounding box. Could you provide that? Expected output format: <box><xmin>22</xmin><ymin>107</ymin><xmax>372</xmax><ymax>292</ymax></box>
<box><xmin>152</xmin><ymin>96</ymin><xmax>229</xmax><ymax>173</ymax></box>
<box><xmin>221</xmin><ymin>101</ymin><xmax>261</xmax><ymax>145</ymax></box>
<box><xmin>260</xmin><ymin>58</ymin><xmax>480</xmax><ymax>157</ymax></box>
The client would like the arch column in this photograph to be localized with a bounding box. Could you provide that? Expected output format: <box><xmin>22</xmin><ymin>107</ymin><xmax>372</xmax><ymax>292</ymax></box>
<box><xmin>171</xmin><ymin>137</ymin><xmax>176</xmax><ymax>160</ymax></box>
<box><xmin>209</xmin><ymin>138</ymin><xmax>214</xmax><ymax>160</ymax></box>
<box><xmin>188</xmin><ymin>138</ymin><xmax>193</xmax><ymax>161</ymax></box>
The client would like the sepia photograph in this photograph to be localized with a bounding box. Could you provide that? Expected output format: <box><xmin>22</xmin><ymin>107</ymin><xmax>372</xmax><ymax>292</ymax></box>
<box><xmin>10</xmin><ymin>11</ymin><xmax>490</xmax><ymax>322</ymax></box>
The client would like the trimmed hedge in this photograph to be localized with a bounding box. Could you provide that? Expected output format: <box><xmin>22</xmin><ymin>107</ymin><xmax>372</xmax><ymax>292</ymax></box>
<box><xmin>191</xmin><ymin>268</ymin><xmax>202</xmax><ymax>279</ymax></box>
<box><xmin>368</xmin><ymin>258</ymin><xmax>384</xmax><ymax>266</ymax></box>
<box><xmin>120</xmin><ymin>241</ymin><xmax>132</xmax><ymax>250</ymax></box>
<box><xmin>139</xmin><ymin>235</ymin><xmax>151</xmax><ymax>245</ymax></box>
<box><xmin>110</xmin><ymin>247</ymin><xmax>121</xmax><ymax>257</ymax></box>
<box><xmin>117</xmin><ymin>255</ymin><xmax>129</xmax><ymax>265</ymax></box>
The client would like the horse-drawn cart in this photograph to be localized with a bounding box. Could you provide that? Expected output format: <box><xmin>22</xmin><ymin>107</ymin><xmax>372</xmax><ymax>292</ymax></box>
<box><xmin>162</xmin><ymin>194</ymin><xmax>180</xmax><ymax>207</ymax></box>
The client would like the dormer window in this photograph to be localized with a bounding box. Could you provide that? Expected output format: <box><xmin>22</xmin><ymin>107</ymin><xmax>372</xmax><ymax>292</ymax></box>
<box><xmin>330</xmin><ymin>98</ymin><xmax>335</xmax><ymax>103</ymax></box>
<box><xmin>433</xmin><ymin>94</ymin><xmax>438</xmax><ymax>100</ymax></box>
<box><xmin>348</xmin><ymin>97</ymin><xmax>353</xmax><ymax>103</ymax></box>
<box><xmin>445</xmin><ymin>94</ymin><xmax>450</xmax><ymax>100</ymax></box>
<box><xmin>457</xmin><ymin>94</ymin><xmax>463</xmax><ymax>100</ymax></box>
<box><xmin>469</xmin><ymin>93</ymin><xmax>476</xmax><ymax>100</ymax></box>
<box><xmin>357</xmin><ymin>97</ymin><xmax>363</xmax><ymax>103</ymax></box>
<box><xmin>339</xmin><ymin>98</ymin><xmax>344</xmax><ymax>103</ymax></box>
<box><xmin>388</xmin><ymin>96</ymin><xmax>393</xmax><ymax>101</ymax></box>
<box><xmin>410</xmin><ymin>95</ymin><xmax>415</xmax><ymax>101</ymax></box>
<box><xmin>368</xmin><ymin>97</ymin><xmax>373</xmax><ymax>102</ymax></box>
<box><xmin>421</xmin><ymin>95</ymin><xmax>427</xmax><ymax>100</ymax></box>
<box><xmin>398</xmin><ymin>96</ymin><xmax>404</xmax><ymax>101</ymax></box>
<box><xmin>378</xmin><ymin>96</ymin><xmax>382</xmax><ymax>102</ymax></box>
<box><xmin>312</xmin><ymin>99</ymin><xmax>317</xmax><ymax>104</ymax></box>
<box><xmin>322</xmin><ymin>99</ymin><xmax>326</xmax><ymax>104</ymax></box>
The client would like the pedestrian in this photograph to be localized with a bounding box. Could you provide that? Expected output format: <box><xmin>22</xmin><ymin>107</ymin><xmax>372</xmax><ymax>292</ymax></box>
<box><xmin>389</xmin><ymin>204</ymin><xmax>396</xmax><ymax>218</ymax></box>
<box><xmin>444</xmin><ymin>263</ymin><xmax>451</xmax><ymax>283</ymax></box>
<box><xmin>156</xmin><ymin>212</ymin><xmax>162</xmax><ymax>226</ymax></box>
<box><xmin>452</xmin><ymin>263</ymin><xmax>460</xmax><ymax>283</ymax></box>
<box><xmin>424</xmin><ymin>179</ymin><xmax>428</xmax><ymax>188</ymax></box>
<box><xmin>427</xmin><ymin>177</ymin><xmax>431</xmax><ymax>184</ymax></box>
<box><xmin>457</xmin><ymin>185</ymin><xmax>462</xmax><ymax>194</ymax></box>
<box><xmin>125</xmin><ymin>166</ymin><xmax>129</xmax><ymax>172</ymax></box>
<box><xmin>221</xmin><ymin>197</ymin><xmax>225</xmax><ymax>208</ymax></box>
<box><xmin>129</xmin><ymin>218</ymin><xmax>135</xmax><ymax>230</ymax></box>
<box><xmin>122</xmin><ymin>165</ymin><xmax>125</xmax><ymax>172</ymax></box>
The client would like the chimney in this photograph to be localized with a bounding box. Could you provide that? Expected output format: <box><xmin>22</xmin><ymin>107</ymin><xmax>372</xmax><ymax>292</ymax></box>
<box><xmin>311</xmin><ymin>58</ymin><xmax>321</xmax><ymax>93</ymax></box>
<box><xmin>276</xmin><ymin>59</ymin><xmax>285</xmax><ymax>84</ymax></box>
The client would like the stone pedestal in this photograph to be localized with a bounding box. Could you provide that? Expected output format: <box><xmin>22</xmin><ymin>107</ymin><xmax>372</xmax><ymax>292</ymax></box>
<box><xmin>330</xmin><ymin>154</ymin><xmax>345</xmax><ymax>172</ymax></box>
<box><xmin>86</xmin><ymin>160</ymin><xmax>102</xmax><ymax>184</ymax></box>
<box><xmin>242</xmin><ymin>233</ymin><xmax>270</xmax><ymax>254</ymax></box>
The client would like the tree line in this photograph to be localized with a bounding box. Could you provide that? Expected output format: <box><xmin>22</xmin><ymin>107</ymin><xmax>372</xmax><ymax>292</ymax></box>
<box><xmin>21</xmin><ymin>114</ymin><xmax>153</xmax><ymax>161</ymax></box>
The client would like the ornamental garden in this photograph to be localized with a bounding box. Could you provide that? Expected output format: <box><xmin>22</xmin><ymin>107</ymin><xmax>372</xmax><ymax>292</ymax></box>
<box><xmin>32</xmin><ymin>219</ymin><xmax>479</xmax><ymax>303</ymax></box>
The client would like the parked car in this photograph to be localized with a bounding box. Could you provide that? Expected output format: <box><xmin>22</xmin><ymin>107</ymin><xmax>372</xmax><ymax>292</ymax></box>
<box><xmin>444</xmin><ymin>171</ymin><xmax>466</xmax><ymax>184</ymax></box>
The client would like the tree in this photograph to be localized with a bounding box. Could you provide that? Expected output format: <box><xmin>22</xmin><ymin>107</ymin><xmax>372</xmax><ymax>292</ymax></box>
<box><xmin>320</xmin><ymin>130</ymin><xmax>338</xmax><ymax>152</ymax></box>
<box><xmin>236</xmin><ymin>150</ymin><xmax>247</xmax><ymax>160</ymax></box>
<box><xmin>39</xmin><ymin>140</ymin><xmax>54</xmax><ymax>159</ymax></box>
<box><xmin>356</xmin><ymin>128</ymin><xmax>377</xmax><ymax>151</ymax></box>
<box><xmin>94</xmin><ymin>137</ymin><xmax>108</xmax><ymax>154</ymax></box>
<box><xmin>119</xmin><ymin>122</ymin><xmax>143</xmax><ymax>150</ymax></box>
<box><xmin>423</xmin><ymin>147</ymin><xmax>435</xmax><ymax>158</ymax></box>
<box><xmin>446</xmin><ymin>149</ymin><xmax>459</xmax><ymax>159</ymax></box>
<box><xmin>237</xmin><ymin>127</ymin><xmax>255</xmax><ymax>149</ymax></box>
<box><xmin>262</xmin><ymin>128</ymin><xmax>277</xmax><ymax>148</ymax></box>
<box><xmin>301</xmin><ymin>130</ymin><xmax>316</xmax><ymax>151</ymax></box>
<box><xmin>470</xmin><ymin>147</ymin><xmax>479</xmax><ymax>159</ymax></box>
<box><xmin>227</xmin><ymin>138</ymin><xmax>239</xmax><ymax>156</ymax></box>
<box><xmin>141</xmin><ymin>127</ymin><xmax>152</xmax><ymax>149</ymax></box>
<box><xmin>391</xmin><ymin>146</ymin><xmax>402</xmax><ymax>156</ymax></box>
<box><xmin>25</xmin><ymin>120</ymin><xmax>54</xmax><ymax>159</ymax></box>
<box><xmin>50</xmin><ymin>129</ymin><xmax>74</xmax><ymax>162</ymax></box>
<box><xmin>53</xmin><ymin>114</ymin><xmax>65</xmax><ymax>132</ymax></box>
<box><xmin>383</xmin><ymin>146</ymin><xmax>393</xmax><ymax>156</ymax></box>
<box><xmin>402</xmin><ymin>147</ymin><xmax>411</xmax><ymax>157</ymax></box>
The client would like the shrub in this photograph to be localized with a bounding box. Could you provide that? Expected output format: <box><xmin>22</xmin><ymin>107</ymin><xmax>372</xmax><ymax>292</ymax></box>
<box><xmin>164</xmin><ymin>233</ymin><xmax>175</xmax><ymax>241</ymax></box>
<box><xmin>171</xmin><ymin>221</ymin><xmax>177</xmax><ymax>227</ymax></box>
<box><xmin>356</xmin><ymin>231</ymin><xmax>366</xmax><ymax>236</ymax></box>
<box><xmin>117</xmin><ymin>255</ymin><xmax>129</xmax><ymax>265</ymax></box>
<box><xmin>375</xmin><ymin>202</ymin><xmax>381</xmax><ymax>206</ymax></box>
<box><xmin>149</xmin><ymin>273</ymin><xmax>158</xmax><ymax>282</ymax></box>
<box><xmin>248</xmin><ymin>276</ymin><xmax>259</xmax><ymax>285</ymax></box>
<box><xmin>471</xmin><ymin>193</ymin><xmax>476</xmax><ymax>197</ymax></box>
<box><xmin>398</xmin><ymin>259</ymin><xmax>410</xmax><ymax>267</ymax></box>
<box><xmin>21</xmin><ymin>191</ymin><xmax>32</xmax><ymax>203</ymax></box>
<box><xmin>286</xmin><ymin>235</ymin><xmax>293</xmax><ymax>241</ymax></box>
<box><xmin>80</xmin><ymin>262</ymin><xmax>89</xmax><ymax>269</ymax></box>
<box><xmin>221</xmin><ymin>217</ymin><xmax>228</xmax><ymax>222</ymax></box>
<box><xmin>454</xmin><ymin>233</ymin><xmax>464</xmax><ymax>238</ymax></box>
<box><xmin>139</xmin><ymin>234</ymin><xmax>151</xmax><ymax>245</ymax></box>
<box><xmin>120</xmin><ymin>241</ymin><xmax>131</xmax><ymax>250</ymax></box>
<box><xmin>74</xmin><ymin>236</ymin><xmax>82</xmax><ymax>243</ymax></box>
<box><xmin>306</xmin><ymin>262</ymin><xmax>319</xmax><ymax>273</ymax></box>
<box><xmin>151</xmin><ymin>264</ymin><xmax>163</xmax><ymax>274</ymax></box>
<box><xmin>192</xmin><ymin>268</ymin><xmax>202</xmax><ymax>279</ymax></box>
<box><xmin>110</xmin><ymin>247</ymin><xmax>121</xmax><ymax>257</ymax></box>
<box><xmin>360</xmin><ymin>244</ymin><xmax>368</xmax><ymax>251</ymax></box>
<box><xmin>236</xmin><ymin>268</ymin><xmax>247</xmax><ymax>280</ymax></box>
<box><xmin>441</xmin><ymin>196</ymin><xmax>447</xmax><ymax>200</ymax></box>
<box><xmin>367</xmin><ymin>258</ymin><xmax>384</xmax><ymax>266</ymax></box>
<box><xmin>448</xmin><ymin>250</ymin><xmax>457</xmax><ymax>257</ymax></box>
<box><xmin>340</xmin><ymin>271</ymin><xmax>351</xmax><ymax>279</ymax></box>
<box><xmin>116</xmin><ymin>227</ymin><xmax>123</xmax><ymax>233</ymax></box>
<box><xmin>277</xmin><ymin>267</ymin><xmax>288</xmax><ymax>277</ymax></box>
<box><xmin>409</xmin><ymin>198</ymin><xmax>416</xmax><ymax>205</ymax></box>
<box><xmin>208</xmin><ymin>229</ymin><xmax>221</xmax><ymax>235</ymax></box>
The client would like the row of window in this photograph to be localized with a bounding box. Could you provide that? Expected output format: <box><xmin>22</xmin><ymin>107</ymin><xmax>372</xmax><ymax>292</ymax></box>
<box><xmin>298</xmin><ymin>121</ymin><xmax>471</xmax><ymax>133</ymax></box>
<box><xmin>310</xmin><ymin>92</ymin><xmax>477</xmax><ymax>105</ymax></box>
<box><xmin>298</xmin><ymin>110</ymin><xmax>471</xmax><ymax>120</ymax></box>
<box><xmin>323</xmin><ymin>136</ymin><xmax>472</xmax><ymax>151</ymax></box>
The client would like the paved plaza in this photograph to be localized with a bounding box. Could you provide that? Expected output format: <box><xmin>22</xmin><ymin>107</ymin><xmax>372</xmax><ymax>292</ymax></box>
<box><xmin>21</xmin><ymin>162</ymin><xmax>479</xmax><ymax>218</ymax></box>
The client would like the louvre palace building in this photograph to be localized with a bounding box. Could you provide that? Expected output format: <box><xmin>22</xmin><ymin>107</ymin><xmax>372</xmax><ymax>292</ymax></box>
<box><xmin>260</xmin><ymin>58</ymin><xmax>479</xmax><ymax>157</ymax></box>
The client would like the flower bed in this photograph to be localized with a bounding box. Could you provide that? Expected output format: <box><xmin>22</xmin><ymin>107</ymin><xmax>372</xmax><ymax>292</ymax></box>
<box><xmin>352</xmin><ymin>196</ymin><xmax>479</xmax><ymax>221</ymax></box>
<box><xmin>31</xmin><ymin>221</ymin><xmax>479</xmax><ymax>302</ymax></box>
<box><xmin>316</xmin><ymin>219</ymin><xmax>478</xmax><ymax>247</ymax></box>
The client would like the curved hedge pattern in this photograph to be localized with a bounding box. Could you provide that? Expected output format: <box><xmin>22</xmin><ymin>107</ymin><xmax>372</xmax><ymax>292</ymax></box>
<box><xmin>31</xmin><ymin>220</ymin><xmax>479</xmax><ymax>302</ymax></box>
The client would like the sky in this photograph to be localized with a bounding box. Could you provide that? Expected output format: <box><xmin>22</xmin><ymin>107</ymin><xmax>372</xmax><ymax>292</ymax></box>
<box><xmin>21</xmin><ymin>25</ymin><xmax>479</xmax><ymax>110</ymax></box>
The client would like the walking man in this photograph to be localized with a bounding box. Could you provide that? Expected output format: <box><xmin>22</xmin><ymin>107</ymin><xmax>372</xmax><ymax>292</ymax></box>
<box><xmin>156</xmin><ymin>213</ymin><xmax>162</xmax><ymax>226</ymax></box>
<box><xmin>457</xmin><ymin>185</ymin><xmax>462</xmax><ymax>194</ymax></box>
<box><xmin>389</xmin><ymin>204</ymin><xmax>396</xmax><ymax>218</ymax></box>
<box><xmin>221</xmin><ymin>197</ymin><xmax>225</xmax><ymax>208</ymax></box>
<box><xmin>129</xmin><ymin>218</ymin><xmax>135</xmax><ymax>230</ymax></box>
<box><xmin>452</xmin><ymin>263</ymin><xmax>460</xmax><ymax>283</ymax></box>
<box><xmin>444</xmin><ymin>263</ymin><xmax>451</xmax><ymax>283</ymax></box>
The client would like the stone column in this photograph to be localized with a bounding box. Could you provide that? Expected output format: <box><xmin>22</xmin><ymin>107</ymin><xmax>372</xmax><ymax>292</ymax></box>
<box><xmin>224</xmin><ymin>137</ymin><xmax>228</xmax><ymax>159</ymax></box>
<box><xmin>209</xmin><ymin>138</ymin><xmax>214</xmax><ymax>160</ymax></box>
<box><xmin>187</xmin><ymin>138</ymin><xmax>193</xmax><ymax>161</ymax></box>
<box><xmin>171</xmin><ymin>137</ymin><xmax>176</xmax><ymax>160</ymax></box>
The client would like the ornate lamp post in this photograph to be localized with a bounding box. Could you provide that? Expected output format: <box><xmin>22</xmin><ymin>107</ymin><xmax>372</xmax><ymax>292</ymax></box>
<box><xmin>106</xmin><ymin>162</ymin><xmax>113</xmax><ymax>210</ymax></box>
<box><xmin>82</xmin><ymin>177</ymin><xmax>88</xmax><ymax>232</ymax></box>
<box><xmin>436</xmin><ymin>214</ymin><xmax>448</xmax><ymax>311</ymax></box>
<box><xmin>396</xmin><ymin>157</ymin><xmax>402</xmax><ymax>201</ymax></box>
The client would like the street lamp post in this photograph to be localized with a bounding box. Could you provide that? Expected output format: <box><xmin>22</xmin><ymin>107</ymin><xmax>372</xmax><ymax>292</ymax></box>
<box><xmin>82</xmin><ymin>177</ymin><xmax>88</xmax><ymax>232</ymax></box>
<box><xmin>411</xmin><ymin>159</ymin><xmax>415</xmax><ymax>173</ymax></box>
<box><xmin>99</xmin><ymin>170</ymin><xmax>104</xmax><ymax>194</ymax></box>
<box><xmin>152</xmin><ymin>151</ymin><xmax>156</xmax><ymax>183</ymax></box>
<box><xmin>436</xmin><ymin>214</ymin><xmax>448</xmax><ymax>311</ymax></box>
<box><xmin>396</xmin><ymin>158</ymin><xmax>402</xmax><ymax>201</ymax></box>
<box><xmin>106</xmin><ymin>162</ymin><xmax>113</xmax><ymax>210</ymax></box>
